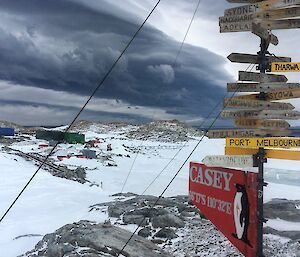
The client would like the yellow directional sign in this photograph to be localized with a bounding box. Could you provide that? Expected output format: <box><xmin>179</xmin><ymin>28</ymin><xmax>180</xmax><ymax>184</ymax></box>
<box><xmin>226</xmin><ymin>137</ymin><xmax>300</xmax><ymax>149</ymax></box>
<box><xmin>225</xmin><ymin>147</ymin><xmax>300</xmax><ymax>160</ymax></box>
<box><xmin>272</xmin><ymin>62</ymin><xmax>300</xmax><ymax>72</ymax></box>
<box><xmin>233</xmin><ymin>88</ymin><xmax>300</xmax><ymax>101</ymax></box>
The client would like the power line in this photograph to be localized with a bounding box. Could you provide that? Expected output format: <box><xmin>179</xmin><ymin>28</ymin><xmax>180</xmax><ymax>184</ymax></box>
<box><xmin>0</xmin><ymin>0</ymin><xmax>162</xmax><ymax>224</ymax></box>
<box><xmin>120</xmin><ymin>0</ymin><xmax>202</xmax><ymax>195</ymax></box>
<box><xmin>173</xmin><ymin>0</ymin><xmax>201</xmax><ymax>65</ymax></box>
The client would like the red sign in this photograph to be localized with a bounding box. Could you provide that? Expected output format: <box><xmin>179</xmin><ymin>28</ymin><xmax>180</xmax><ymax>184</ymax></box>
<box><xmin>189</xmin><ymin>162</ymin><xmax>258</xmax><ymax>257</ymax></box>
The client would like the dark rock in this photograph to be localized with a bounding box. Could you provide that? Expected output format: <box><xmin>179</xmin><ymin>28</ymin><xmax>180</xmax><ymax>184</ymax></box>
<box><xmin>152</xmin><ymin>214</ymin><xmax>185</xmax><ymax>228</ymax></box>
<box><xmin>111</xmin><ymin>192</ymin><xmax>138</xmax><ymax>198</ymax></box>
<box><xmin>107</xmin><ymin>202</ymin><xmax>134</xmax><ymax>218</ymax></box>
<box><xmin>21</xmin><ymin>221</ymin><xmax>173</xmax><ymax>257</ymax></box>
<box><xmin>138</xmin><ymin>227</ymin><xmax>152</xmax><ymax>238</ymax></box>
<box><xmin>126</xmin><ymin>207</ymin><xmax>168</xmax><ymax>218</ymax></box>
<box><xmin>151</xmin><ymin>239</ymin><xmax>165</xmax><ymax>244</ymax></box>
<box><xmin>123</xmin><ymin>214</ymin><xmax>148</xmax><ymax>226</ymax></box>
<box><xmin>264</xmin><ymin>199</ymin><xmax>300</xmax><ymax>222</ymax></box>
<box><xmin>108</xmin><ymin>205</ymin><xmax>125</xmax><ymax>218</ymax></box>
<box><xmin>180</xmin><ymin>211</ymin><xmax>195</xmax><ymax>218</ymax></box>
<box><xmin>264</xmin><ymin>226</ymin><xmax>300</xmax><ymax>240</ymax></box>
<box><xmin>155</xmin><ymin>228</ymin><xmax>178</xmax><ymax>239</ymax></box>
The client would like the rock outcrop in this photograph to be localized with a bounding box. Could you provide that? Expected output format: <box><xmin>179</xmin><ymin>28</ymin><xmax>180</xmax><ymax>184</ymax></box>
<box><xmin>21</xmin><ymin>221</ymin><xmax>173</xmax><ymax>257</ymax></box>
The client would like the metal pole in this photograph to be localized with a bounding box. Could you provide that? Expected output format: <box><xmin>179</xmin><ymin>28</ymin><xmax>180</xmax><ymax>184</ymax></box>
<box><xmin>256</xmin><ymin>147</ymin><xmax>266</xmax><ymax>257</ymax></box>
<box><xmin>257</xmin><ymin>38</ymin><xmax>268</xmax><ymax>257</ymax></box>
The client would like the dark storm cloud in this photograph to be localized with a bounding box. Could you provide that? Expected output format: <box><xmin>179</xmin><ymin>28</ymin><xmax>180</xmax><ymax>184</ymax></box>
<box><xmin>0</xmin><ymin>99</ymin><xmax>152</xmax><ymax>126</ymax></box>
<box><xmin>0</xmin><ymin>0</ymin><xmax>231</xmax><ymax>123</ymax></box>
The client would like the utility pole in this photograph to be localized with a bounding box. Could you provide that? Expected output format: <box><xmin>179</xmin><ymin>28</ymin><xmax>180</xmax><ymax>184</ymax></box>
<box><xmin>256</xmin><ymin>37</ymin><xmax>269</xmax><ymax>257</ymax></box>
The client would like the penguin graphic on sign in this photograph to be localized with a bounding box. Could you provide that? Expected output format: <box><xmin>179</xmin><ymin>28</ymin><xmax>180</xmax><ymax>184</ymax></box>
<box><xmin>232</xmin><ymin>183</ymin><xmax>252</xmax><ymax>247</ymax></box>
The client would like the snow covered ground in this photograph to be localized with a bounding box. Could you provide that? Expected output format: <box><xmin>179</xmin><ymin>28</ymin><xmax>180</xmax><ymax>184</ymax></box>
<box><xmin>0</xmin><ymin>123</ymin><xmax>300</xmax><ymax>256</ymax></box>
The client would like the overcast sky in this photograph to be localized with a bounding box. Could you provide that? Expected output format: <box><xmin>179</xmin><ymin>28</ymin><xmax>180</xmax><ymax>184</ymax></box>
<box><xmin>0</xmin><ymin>0</ymin><xmax>299</xmax><ymax>126</ymax></box>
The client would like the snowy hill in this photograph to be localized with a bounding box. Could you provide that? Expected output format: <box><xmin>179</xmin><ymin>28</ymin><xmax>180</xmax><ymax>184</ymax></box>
<box><xmin>0</xmin><ymin>120</ymin><xmax>299</xmax><ymax>256</ymax></box>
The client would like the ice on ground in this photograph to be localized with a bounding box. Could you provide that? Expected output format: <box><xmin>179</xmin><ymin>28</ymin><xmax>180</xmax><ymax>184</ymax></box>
<box><xmin>267</xmin><ymin>218</ymin><xmax>300</xmax><ymax>231</ymax></box>
<box><xmin>0</xmin><ymin>124</ymin><xmax>299</xmax><ymax>257</ymax></box>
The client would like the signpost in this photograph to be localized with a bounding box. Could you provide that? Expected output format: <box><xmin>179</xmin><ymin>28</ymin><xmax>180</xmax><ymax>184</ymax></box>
<box><xmin>231</xmin><ymin>88</ymin><xmax>300</xmax><ymax>101</ymax></box>
<box><xmin>262</xmin><ymin>18</ymin><xmax>300</xmax><ymax>30</ymax></box>
<box><xmin>189</xmin><ymin>163</ymin><xmax>258</xmax><ymax>257</ymax></box>
<box><xmin>227</xmin><ymin>53</ymin><xmax>290</xmax><ymax>64</ymax></box>
<box><xmin>202</xmin><ymin>155</ymin><xmax>255</xmax><ymax>168</ymax></box>
<box><xmin>235</xmin><ymin>118</ymin><xmax>290</xmax><ymax>129</ymax></box>
<box><xmin>194</xmin><ymin>2</ymin><xmax>300</xmax><ymax>256</ymax></box>
<box><xmin>271</xmin><ymin>62</ymin><xmax>300</xmax><ymax>72</ymax></box>
<box><xmin>224</xmin><ymin>98</ymin><xmax>294</xmax><ymax>110</ymax></box>
<box><xmin>220</xmin><ymin>19</ymin><xmax>300</xmax><ymax>32</ymax></box>
<box><xmin>255</xmin><ymin>6</ymin><xmax>300</xmax><ymax>20</ymax></box>
<box><xmin>226</xmin><ymin>137</ymin><xmax>300</xmax><ymax>149</ymax></box>
<box><xmin>224</xmin><ymin>0</ymin><xmax>300</xmax><ymax>17</ymax></box>
<box><xmin>225</xmin><ymin>147</ymin><xmax>300</xmax><ymax>160</ymax></box>
<box><xmin>207</xmin><ymin>129</ymin><xmax>290</xmax><ymax>138</ymax></box>
<box><xmin>221</xmin><ymin>110</ymin><xmax>300</xmax><ymax>119</ymax></box>
<box><xmin>238</xmin><ymin>71</ymin><xmax>288</xmax><ymax>82</ymax></box>
<box><xmin>227</xmin><ymin>82</ymin><xmax>300</xmax><ymax>92</ymax></box>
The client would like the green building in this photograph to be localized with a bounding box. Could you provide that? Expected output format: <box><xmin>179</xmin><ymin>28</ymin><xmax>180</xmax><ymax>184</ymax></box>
<box><xmin>36</xmin><ymin>130</ymin><xmax>64</xmax><ymax>141</ymax></box>
<box><xmin>64</xmin><ymin>132</ymin><xmax>85</xmax><ymax>144</ymax></box>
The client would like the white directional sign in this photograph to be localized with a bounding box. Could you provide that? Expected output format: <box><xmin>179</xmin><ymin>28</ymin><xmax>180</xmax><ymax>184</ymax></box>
<box><xmin>239</xmin><ymin>71</ymin><xmax>288</xmax><ymax>83</ymax></box>
<box><xmin>207</xmin><ymin>128</ymin><xmax>291</xmax><ymax>138</ymax></box>
<box><xmin>202</xmin><ymin>155</ymin><xmax>255</xmax><ymax>168</ymax></box>
<box><xmin>224</xmin><ymin>0</ymin><xmax>300</xmax><ymax>17</ymax></box>
<box><xmin>224</xmin><ymin>98</ymin><xmax>294</xmax><ymax>110</ymax></box>
<box><xmin>221</xmin><ymin>110</ymin><xmax>300</xmax><ymax>120</ymax></box>
<box><xmin>227</xmin><ymin>82</ymin><xmax>300</xmax><ymax>92</ymax></box>
<box><xmin>227</xmin><ymin>53</ymin><xmax>290</xmax><ymax>64</ymax></box>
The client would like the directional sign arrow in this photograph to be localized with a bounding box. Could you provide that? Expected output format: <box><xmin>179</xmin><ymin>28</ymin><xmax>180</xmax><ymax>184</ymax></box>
<box><xmin>207</xmin><ymin>129</ymin><xmax>290</xmax><ymax>138</ymax></box>
<box><xmin>220</xmin><ymin>20</ymin><xmax>255</xmax><ymax>33</ymax></box>
<box><xmin>239</xmin><ymin>71</ymin><xmax>288</xmax><ymax>83</ymax></box>
<box><xmin>255</xmin><ymin>6</ymin><xmax>300</xmax><ymax>20</ymax></box>
<box><xmin>225</xmin><ymin>147</ymin><xmax>300</xmax><ymax>161</ymax></box>
<box><xmin>232</xmin><ymin>88</ymin><xmax>300</xmax><ymax>101</ymax></box>
<box><xmin>221</xmin><ymin>110</ymin><xmax>300</xmax><ymax>120</ymax></box>
<box><xmin>226</xmin><ymin>137</ymin><xmax>300</xmax><ymax>149</ymax></box>
<box><xmin>227</xmin><ymin>53</ymin><xmax>291</xmax><ymax>64</ymax></box>
<box><xmin>227</xmin><ymin>82</ymin><xmax>300</xmax><ymax>92</ymax></box>
<box><xmin>272</xmin><ymin>62</ymin><xmax>300</xmax><ymax>72</ymax></box>
<box><xmin>202</xmin><ymin>155</ymin><xmax>255</xmax><ymax>168</ymax></box>
<box><xmin>224</xmin><ymin>98</ymin><xmax>294</xmax><ymax>110</ymax></box>
<box><xmin>266</xmin><ymin>88</ymin><xmax>300</xmax><ymax>100</ymax></box>
<box><xmin>262</xmin><ymin>18</ymin><xmax>300</xmax><ymax>30</ymax></box>
<box><xmin>235</xmin><ymin>118</ymin><xmax>290</xmax><ymax>129</ymax></box>
<box><xmin>224</xmin><ymin>0</ymin><xmax>300</xmax><ymax>17</ymax></box>
<box><xmin>251</xmin><ymin>22</ymin><xmax>278</xmax><ymax>45</ymax></box>
<box><xmin>220</xmin><ymin>19</ymin><xmax>300</xmax><ymax>33</ymax></box>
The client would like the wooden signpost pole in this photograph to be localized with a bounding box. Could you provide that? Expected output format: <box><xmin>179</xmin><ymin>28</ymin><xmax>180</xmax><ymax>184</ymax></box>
<box><xmin>257</xmin><ymin>37</ymin><xmax>268</xmax><ymax>257</ymax></box>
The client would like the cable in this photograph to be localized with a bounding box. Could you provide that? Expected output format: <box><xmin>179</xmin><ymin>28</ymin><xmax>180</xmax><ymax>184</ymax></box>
<box><xmin>120</xmin><ymin>144</ymin><xmax>140</xmax><ymax>194</ymax></box>
<box><xmin>0</xmin><ymin>0</ymin><xmax>162</xmax><ymax>224</ymax></box>
<box><xmin>116</xmin><ymin>63</ymin><xmax>256</xmax><ymax>256</ymax></box>
<box><xmin>119</xmin><ymin>0</ymin><xmax>202</xmax><ymax>195</ymax></box>
<box><xmin>173</xmin><ymin>0</ymin><xmax>201</xmax><ymax>66</ymax></box>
